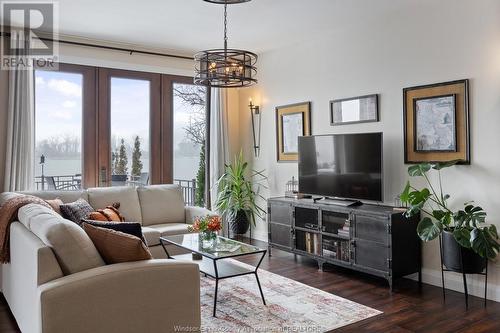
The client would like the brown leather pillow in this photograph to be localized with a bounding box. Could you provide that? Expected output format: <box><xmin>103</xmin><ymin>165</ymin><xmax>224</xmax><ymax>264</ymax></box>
<box><xmin>87</xmin><ymin>202</ymin><xmax>125</xmax><ymax>222</ymax></box>
<box><xmin>82</xmin><ymin>223</ymin><xmax>152</xmax><ymax>264</ymax></box>
<box><xmin>45</xmin><ymin>198</ymin><xmax>63</xmax><ymax>215</ymax></box>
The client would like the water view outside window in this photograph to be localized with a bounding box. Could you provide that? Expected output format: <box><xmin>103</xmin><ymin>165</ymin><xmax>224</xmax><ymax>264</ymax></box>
<box><xmin>110</xmin><ymin>78</ymin><xmax>150</xmax><ymax>187</ymax></box>
<box><xmin>173</xmin><ymin>83</ymin><xmax>207</xmax><ymax>206</ymax></box>
<box><xmin>34</xmin><ymin>70</ymin><xmax>83</xmax><ymax>190</ymax></box>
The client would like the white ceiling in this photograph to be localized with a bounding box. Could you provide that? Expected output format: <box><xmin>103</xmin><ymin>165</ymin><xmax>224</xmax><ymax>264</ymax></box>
<box><xmin>7</xmin><ymin>0</ymin><xmax>413</xmax><ymax>56</ymax></box>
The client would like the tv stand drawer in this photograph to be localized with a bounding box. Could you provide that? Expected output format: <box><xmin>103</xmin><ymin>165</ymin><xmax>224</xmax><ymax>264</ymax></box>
<box><xmin>268</xmin><ymin>202</ymin><xmax>291</xmax><ymax>225</ymax></box>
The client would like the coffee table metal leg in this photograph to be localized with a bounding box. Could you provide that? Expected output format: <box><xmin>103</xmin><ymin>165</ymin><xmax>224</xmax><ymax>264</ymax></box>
<box><xmin>254</xmin><ymin>272</ymin><xmax>266</xmax><ymax>305</ymax></box>
<box><xmin>213</xmin><ymin>260</ymin><xmax>219</xmax><ymax>317</ymax></box>
<box><xmin>254</xmin><ymin>250</ymin><xmax>267</xmax><ymax>305</ymax></box>
<box><xmin>159</xmin><ymin>239</ymin><xmax>171</xmax><ymax>259</ymax></box>
<box><xmin>213</xmin><ymin>279</ymin><xmax>219</xmax><ymax>317</ymax></box>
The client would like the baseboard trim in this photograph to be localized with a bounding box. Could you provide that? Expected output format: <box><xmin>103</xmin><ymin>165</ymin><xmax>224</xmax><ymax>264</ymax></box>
<box><xmin>251</xmin><ymin>231</ymin><xmax>268</xmax><ymax>243</ymax></box>
<box><xmin>408</xmin><ymin>268</ymin><xmax>500</xmax><ymax>302</ymax></box>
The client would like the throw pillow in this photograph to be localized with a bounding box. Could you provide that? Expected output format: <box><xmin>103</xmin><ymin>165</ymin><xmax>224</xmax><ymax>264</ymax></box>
<box><xmin>45</xmin><ymin>198</ymin><xmax>63</xmax><ymax>215</ymax></box>
<box><xmin>87</xmin><ymin>202</ymin><xmax>125</xmax><ymax>222</ymax></box>
<box><xmin>23</xmin><ymin>204</ymin><xmax>105</xmax><ymax>275</ymax></box>
<box><xmin>83</xmin><ymin>223</ymin><xmax>152</xmax><ymax>264</ymax></box>
<box><xmin>82</xmin><ymin>220</ymin><xmax>146</xmax><ymax>244</ymax></box>
<box><xmin>60</xmin><ymin>198</ymin><xmax>94</xmax><ymax>225</ymax></box>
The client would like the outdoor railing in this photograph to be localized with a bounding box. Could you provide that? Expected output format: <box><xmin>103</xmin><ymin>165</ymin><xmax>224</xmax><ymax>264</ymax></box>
<box><xmin>34</xmin><ymin>175</ymin><xmax>82</xmax><ymax>191</ymax></box>
<box><xmin>174</xmin><ymin>179</ymin><xmax>197</xmax><ymax>206</ymax></box>
<box><xmin>34</xmin><ymin>175</ymin><xmax>197</xmax><ymax>206</ymax></box>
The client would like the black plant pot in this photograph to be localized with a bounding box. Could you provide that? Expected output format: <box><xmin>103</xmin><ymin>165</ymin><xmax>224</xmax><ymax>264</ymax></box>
<box><xmin>230</xmin><ymin>210</ymin><xmax>250</xmax><ymax>235</ymax></box>
<box><xmin>442</xmin><ymin>230</ymin><xmax>486</xmax><ymax>274</ymax></box>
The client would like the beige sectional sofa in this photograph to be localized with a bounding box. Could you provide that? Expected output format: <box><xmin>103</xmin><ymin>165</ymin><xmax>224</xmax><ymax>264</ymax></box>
<box><xmin>0</xmin><ymin>184</ymin><xmax>215</xmax><ymax>333</ymax></box>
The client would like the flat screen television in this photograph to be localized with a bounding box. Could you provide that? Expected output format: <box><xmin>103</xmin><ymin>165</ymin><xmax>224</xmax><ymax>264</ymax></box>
<box><xmin>298</xmin><ymin>133</ymin><xmax>383</xmax><ymax>202</ymax></box>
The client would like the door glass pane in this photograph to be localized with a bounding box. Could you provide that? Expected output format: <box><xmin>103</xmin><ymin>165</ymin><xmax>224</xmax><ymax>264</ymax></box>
<box><xmin>34</xmin><ymin>70</ymin><xmax>83</xmax><ymax>191</ymax></box>
<box><xmin>110</xmin><ymin>78</ymin><xmax>150</xmax><ymax>187</ymax></box>
<box><xmin>173</xmin><ymin>83</ymin><xmax>207</xmax><ymax>206</ymax></box>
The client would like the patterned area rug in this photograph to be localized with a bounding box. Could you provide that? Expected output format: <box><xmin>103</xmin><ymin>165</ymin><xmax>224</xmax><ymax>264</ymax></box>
<box><xmin>200</xmin><ymin>260</ymin><xmax>381</xmax><ymax>332</ymax></box>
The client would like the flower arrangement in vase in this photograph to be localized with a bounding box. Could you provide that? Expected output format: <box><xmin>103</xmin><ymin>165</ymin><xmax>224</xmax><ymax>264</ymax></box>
<box><xmin>188</xmin><ymin>215</ymin><xmax>222</xmax><ymax>247</ymax></box>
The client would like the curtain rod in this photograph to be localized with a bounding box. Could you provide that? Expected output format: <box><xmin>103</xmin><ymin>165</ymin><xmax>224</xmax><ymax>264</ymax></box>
<box><xmin>0</xmin><ymin>31</ymin><xmax>193</xmax><ymax>61</ymax></box>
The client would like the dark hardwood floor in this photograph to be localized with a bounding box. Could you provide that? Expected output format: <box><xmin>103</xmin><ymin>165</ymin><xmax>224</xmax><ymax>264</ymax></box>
<box><xmin>1</xmin><ymin>238</ymin><xmax>499</xmax><ymax>332</ymax></box>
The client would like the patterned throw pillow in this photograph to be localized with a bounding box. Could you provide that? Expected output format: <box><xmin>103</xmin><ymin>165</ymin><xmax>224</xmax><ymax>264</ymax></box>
<box><xmin>82</xmin><ymin>223</ymin><xmax>153</xmax><ymax>264</ymax></box>
<box><xmin>82</xmin><ymin>220</ymin><xmax>146</xmax><ymax>244</ymax></box>
<box><xmin>59</xmin><ymin>198</ymin><xmax>94</xmax><ymax>225</ymax></box>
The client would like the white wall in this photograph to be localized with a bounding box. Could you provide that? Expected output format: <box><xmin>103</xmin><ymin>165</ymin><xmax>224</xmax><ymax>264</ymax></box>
<box><xmin>239</xmin><ymin>0</ymin><xmax>500</xmax><ymax>300</ymax></box>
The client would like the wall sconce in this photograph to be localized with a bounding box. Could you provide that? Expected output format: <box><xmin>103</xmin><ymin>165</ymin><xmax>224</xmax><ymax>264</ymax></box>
<box><xmin>249</xmin><ymin>98</ymin><xmax>261</xmax><ymax>157</ymax></box>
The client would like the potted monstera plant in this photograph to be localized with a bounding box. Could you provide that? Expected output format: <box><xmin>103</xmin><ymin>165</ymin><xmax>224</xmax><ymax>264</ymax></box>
<box><xmin>401</xmin><ymin>161</ymin><xmax>499</xmax><ymax>273</ymax></box>
<box><xmin>215</xmin><ymin>152</ymin><xmax>267</xmax><ymax>236</ymax></box>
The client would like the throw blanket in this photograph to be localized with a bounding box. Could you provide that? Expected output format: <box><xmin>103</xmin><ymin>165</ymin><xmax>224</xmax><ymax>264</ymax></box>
<box><xmin>0</xmin><ymin>195</ymin><xmax>52</xmax><ymax>263</ymax></box>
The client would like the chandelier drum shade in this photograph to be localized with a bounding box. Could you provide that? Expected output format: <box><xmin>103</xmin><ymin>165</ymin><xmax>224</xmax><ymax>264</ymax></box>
<box><xmin>194</xmin><ymin>0</ymin><xmax>257</xmax><ymax>88</ymax></box>
<box><xmin>194</xmin><ymin>49</ymin><xmax>257</xmax><ymax>88</ymax></box>
<box><xmin>203</xmin><ymin>0</ymin><xmax>251</xmax><ymax>4</ymax></box>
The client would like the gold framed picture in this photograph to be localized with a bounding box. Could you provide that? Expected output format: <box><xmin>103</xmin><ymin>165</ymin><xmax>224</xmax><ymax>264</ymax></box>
<box><xmin>403</xmin><ymin>79</ymin><xmax>470</xmax><ymax>164</ymax></box>
<box><xmin>276</xmin><ymin>102</ymin><xmax>311</xmax><ymax>162</ymax></box>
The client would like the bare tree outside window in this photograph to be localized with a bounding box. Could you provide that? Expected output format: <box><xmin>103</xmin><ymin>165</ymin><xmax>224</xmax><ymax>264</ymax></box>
<box><xmin>173</xmin><ymin>84</ymin><xmax>207</xmax><ymax>206</ymax></box>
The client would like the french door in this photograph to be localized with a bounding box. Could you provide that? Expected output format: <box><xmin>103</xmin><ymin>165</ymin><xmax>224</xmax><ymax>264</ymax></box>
<box><xmin>97</xmin><ymin>69</ymin><xmax>161</xmax><ymax>187</ymax></box>
<box><xmin>34</xmin><ymin>63</ymin><xmax>208</xmax><ymax>191</ymax></box>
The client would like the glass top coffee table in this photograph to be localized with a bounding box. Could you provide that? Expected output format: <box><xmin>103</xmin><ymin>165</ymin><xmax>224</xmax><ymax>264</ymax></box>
<box><xmin>160</xmin><ymin>233</ymin><xmax>267</xmax><ymax>317</ymax></box>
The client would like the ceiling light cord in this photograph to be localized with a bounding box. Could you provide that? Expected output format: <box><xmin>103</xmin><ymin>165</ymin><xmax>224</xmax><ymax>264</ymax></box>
<box><xmin>223</xmin><ymin>3</ymin><xmax>228</xmax><ymax>51</ymax></box>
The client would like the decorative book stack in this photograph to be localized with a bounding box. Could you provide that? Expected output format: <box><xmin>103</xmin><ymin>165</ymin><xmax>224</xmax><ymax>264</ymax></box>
<box><xmin>305</xmin><ymin>232</ymin><xmax>320</xmax><ymax>255</ymax></box>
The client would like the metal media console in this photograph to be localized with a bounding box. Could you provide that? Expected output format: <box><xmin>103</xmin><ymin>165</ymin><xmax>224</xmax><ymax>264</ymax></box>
<box><xmin>267</xmin><ymin>197</ymin><xmax>421</xmax><ymax>290</ymax></box>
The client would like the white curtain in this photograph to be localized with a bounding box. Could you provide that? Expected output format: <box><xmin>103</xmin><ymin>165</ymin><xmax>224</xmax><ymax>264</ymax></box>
<box><xmin>208</xmin><ymin>88</ymin><xmax>230</xmax><ymax>210</ymax></box>
<box><xmin>4</xmin><ymin>31</ymin><xmax>35</xmax><ymax>191</ymax></box>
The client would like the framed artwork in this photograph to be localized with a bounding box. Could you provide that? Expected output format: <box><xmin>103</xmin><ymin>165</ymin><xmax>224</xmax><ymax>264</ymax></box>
<box><xmin>276</xmin><ymin>102</ymin><xmax>311</xmax><ymax>162</ymax></box>
<box><xmin>330</xmin><ymin>94</ymin><xmax>379</xmax><ymax>125</ymax></box>
<box><xmin>403</xmin><ymin>79</ymin><xmax>469</xmax><ymax>164</ymax></box>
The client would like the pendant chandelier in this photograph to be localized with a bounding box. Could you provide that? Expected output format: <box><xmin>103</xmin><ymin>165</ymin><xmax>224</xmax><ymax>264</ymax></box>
<box><xmin>194</xmin><ymin>0</ymin><xmax>257</xmax><ymax>88</ymax></box>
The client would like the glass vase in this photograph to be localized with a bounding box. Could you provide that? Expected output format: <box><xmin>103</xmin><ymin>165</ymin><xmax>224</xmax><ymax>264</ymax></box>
<box><xmin>201</xmin><ymin>230</ymin><xmax>217</xmax><ymax>249</ymax></box>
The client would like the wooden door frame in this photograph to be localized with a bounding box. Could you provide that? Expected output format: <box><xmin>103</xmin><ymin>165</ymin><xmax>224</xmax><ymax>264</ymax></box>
<box><xmin>97</xmin><ymin>68</ymin><xmax>162</xmax><ymax>186</ymax></box>
<box><xmin>35</xmin><ymin>63</ymin><xmax>98</xmax><ymax>188</ymax></box>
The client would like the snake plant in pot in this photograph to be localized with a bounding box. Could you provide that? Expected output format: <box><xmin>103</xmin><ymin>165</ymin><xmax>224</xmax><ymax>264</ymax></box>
<box><xmin>400</xmin><ymin>161</ymin><xmax>499</xmax><ymax>273</ymax></box>
<box><xmin>215</xmin><ymin>152</ymin><xmax>267</xmax><ymax>236</ymax></box>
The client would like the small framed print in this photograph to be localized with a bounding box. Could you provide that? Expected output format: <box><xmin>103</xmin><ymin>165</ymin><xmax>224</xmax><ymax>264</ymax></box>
<box><xmin>330</xmin><ymin>94</ymin><xmax>379</xmax><ymax>125</ymax></box>
<box><xmin>403</xmin><ymin>79</ymin><xmax>470</xmax><ymax>164</ymax></box>
<box><xmin>276</xmin><ymin>102</ymin><xmax>311</xmax><ymax>162</ymax></box>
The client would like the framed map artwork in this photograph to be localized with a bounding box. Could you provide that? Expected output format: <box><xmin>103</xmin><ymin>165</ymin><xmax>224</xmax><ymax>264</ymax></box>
<box><xmin>403</xmin><ymin>80</ymin><xmax>469</xmax><ymax>164</ymax></box>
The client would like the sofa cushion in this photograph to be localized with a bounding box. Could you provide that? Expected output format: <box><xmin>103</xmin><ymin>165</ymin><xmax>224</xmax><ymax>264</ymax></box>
<box><xmin>19</xmin><ymin>204</ymin><xmax>105</xmax><ymax>275</ymax></box>
<box><xmin>87</xmin><ymin>186</ymin><xmax>142</xmax><ymax>223</ymax></box>
<box><xmin>59</xmin><ymin>198</ymin><xmax>94</xmax><ymax>225</ymax></box>
<box><xmin>148</xmin><ymin>223</ymin><xmax>191</xmax><ymax>237</ymax></box>
<box><xmin>83</xmin><ymin>223</ymin><xmax>153</xmax><ymax>264</ymax></box>
<box><xmin>20</xmin><ymin>190</ymin><xmax>89</xmax><ymax>203</ymax></box>
<box><xmin>17</xmin><ymin>202</ymin><xmax>61</xmax><ymax>230</ymax></box>
<box><xmin>141</xmin><ymin>227</ymin><xmax>161</xmax><ymax>246</ymax></box>
<box><xmin>45</xmin><ymin>198</ymin><xmax>63</xmax><ymax>215</ymax></box>
<box><xmin>137</xmin><ymin>185</ymin><xmax>185</xmax><ymax>226</ymax></box>
<box><xmin>0</xmin><ymin>192</ymin><xmax>23</xmax><ymax>206</ymax></box>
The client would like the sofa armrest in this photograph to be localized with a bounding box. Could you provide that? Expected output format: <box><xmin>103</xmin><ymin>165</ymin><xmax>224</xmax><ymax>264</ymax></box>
<box><xmin>38</xmin><ymin>259</ymin><xmax>200</xmax><ymax>333</ymax></box>
<box><xmin>185</xmin><ymin>206</ymin><xmax>218</xmax><ymax>224</ymax></box>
